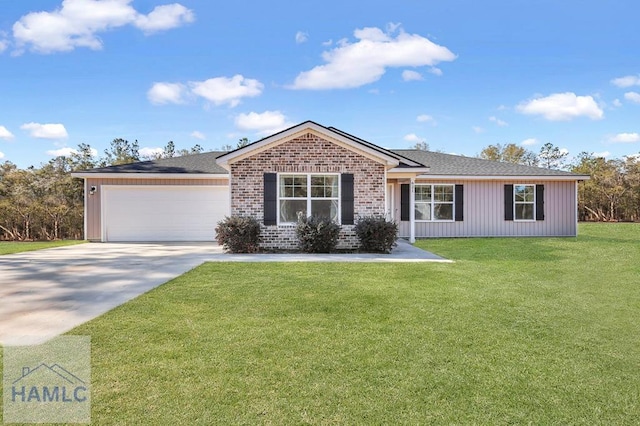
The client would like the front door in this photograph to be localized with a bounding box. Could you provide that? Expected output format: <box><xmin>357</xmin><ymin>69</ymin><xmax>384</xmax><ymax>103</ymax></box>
<box><xmin>386</xmin><ymin>183</ymin><xmax>395</xmax><ymax>221</ymax></box>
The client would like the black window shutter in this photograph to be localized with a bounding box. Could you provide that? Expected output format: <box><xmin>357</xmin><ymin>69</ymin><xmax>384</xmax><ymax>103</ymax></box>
<box><xmin>400</xmin><ymin>184</ymin><xmax>410</xmax><ymax>221</ymax></box>
<box><xmin>263</xmin><ymin>173</ymin><xmax>277</xmax><ymax>225</ymax></box>
<box><xmin>504</xmin><ymin>184</ymin><xmax>514</xmax><ymax>221</ymax></box>
<box><xmin>341</xmin><ymin>174</ymin><xmax>354</xmax><ymax>225</ymax></box>
<box><xmin>454</xmin><ymin>184</ymin><xmax>464</xmax><ymax>221</ymax></box>
<box><xmin>536</xmin><ymin>184</ymin><xmax>545</xmax><ymax>221</ymax></box>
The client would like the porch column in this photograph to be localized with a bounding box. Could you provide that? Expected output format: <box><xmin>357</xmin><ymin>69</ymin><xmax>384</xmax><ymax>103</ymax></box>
<box><xmin>409</xmin><ymin>178</ymin><xmax>416</xmax><ymax>243</ymax></box>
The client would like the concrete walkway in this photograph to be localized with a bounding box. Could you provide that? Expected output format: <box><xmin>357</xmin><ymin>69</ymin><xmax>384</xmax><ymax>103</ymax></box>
<box><xmin>210</xmin><ymin>239</ymin><xmax>451</xmax><ymax>262</ymax></box>
<box><xmin>0</xmin><ymin>240</ymin><xmax>447</xmax><ymax>346</ymax></box>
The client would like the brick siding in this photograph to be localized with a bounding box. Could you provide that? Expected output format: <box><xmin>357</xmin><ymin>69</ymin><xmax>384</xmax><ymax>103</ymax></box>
<box><xmin>230</xmin><ymin>132</ymin><xmax>386</xmax><ymax>249</ymax></box>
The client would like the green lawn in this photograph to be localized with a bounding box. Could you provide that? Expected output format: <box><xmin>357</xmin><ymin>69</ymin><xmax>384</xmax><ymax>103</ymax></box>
<box><xmin>2</xmin><ymin>224</ymin><xmax>639</xmax><ymax>424</ymax></box>
<box><xmin>0</xmin><ymin>240</ymin><xmax>85</xmax><ymax>255</ymax></box>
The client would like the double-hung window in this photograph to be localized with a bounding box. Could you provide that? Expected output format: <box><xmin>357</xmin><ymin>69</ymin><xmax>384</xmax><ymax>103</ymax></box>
<box><xmin>514</xmin><ymin>184</ymin><xmax>535</xmax><ymax>220</ymax></box>
<box><xmin>415</xmin><ymin>184</ymin><xmax>455</xmax><ymax>221</ymax></box>
<box><xmin>279</xmin><ymin>174</ymin><xmax>339</xmax><ymax>223</ymax></box>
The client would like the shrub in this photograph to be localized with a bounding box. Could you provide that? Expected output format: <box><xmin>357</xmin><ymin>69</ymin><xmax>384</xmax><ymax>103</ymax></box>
<box><xmin>215</xmin><ymin>216</ymin><xmax>261</xmax><ymax>253</ymax></box>
<box><xmin>295</xmin><ymin>213</ymin><xmax>341</xmax><ymax>253</ymax></box>
<box><xmin>354</xmin><ymin>216</ymin><xmax>399</xmax><ymax>253</ymax></box>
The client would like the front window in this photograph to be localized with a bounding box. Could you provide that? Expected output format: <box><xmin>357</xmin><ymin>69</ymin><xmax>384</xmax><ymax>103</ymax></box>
<box><xmin>415</xmin><ymin>184</ymin><xmax>454</xmax><ymax>221</ymax></box>
<box><xmin>514</xmin><ymin>184</ymin><xmax>535</xmax><ymax>220</ymax></box>
<box><xmin>279</xmin><ymin>174</ymin><xmax>339</xmax><ymax>223</ymax></box>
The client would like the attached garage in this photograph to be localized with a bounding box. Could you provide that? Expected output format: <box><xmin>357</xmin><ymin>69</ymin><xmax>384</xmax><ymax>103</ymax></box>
<box><xmin>101</xmin><ymin>185</ymin><xmax>229</xmax><ymax>242</ymax></box>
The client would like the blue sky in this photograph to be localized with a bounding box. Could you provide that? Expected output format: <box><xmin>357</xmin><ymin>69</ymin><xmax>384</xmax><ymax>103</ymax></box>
<box><xmin>1</xmin><ymin>0</ymin><xmax>639</xmax><ymax>168</ymax></box>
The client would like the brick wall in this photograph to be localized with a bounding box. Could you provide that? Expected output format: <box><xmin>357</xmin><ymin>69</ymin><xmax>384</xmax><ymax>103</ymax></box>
<box><xmin>230</xmin><ymin>132</ymin><xmax>386</xmax><ymax>249</ymax></box>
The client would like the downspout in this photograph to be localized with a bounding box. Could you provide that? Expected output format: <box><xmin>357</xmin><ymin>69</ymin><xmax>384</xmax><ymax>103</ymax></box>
<box><xmin>410</xmin><ymin>178</ymin><xmax>416</xmax><ymax>243</ymax></box>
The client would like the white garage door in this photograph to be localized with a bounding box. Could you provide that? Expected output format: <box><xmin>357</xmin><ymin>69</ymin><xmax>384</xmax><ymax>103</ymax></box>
<box><xmin>102</xmin><ymin>185</ymin><xmax>229</xmax><ymax>242</ymax></box>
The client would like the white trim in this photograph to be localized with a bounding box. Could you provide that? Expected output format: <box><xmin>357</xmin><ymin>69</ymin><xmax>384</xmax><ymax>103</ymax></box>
<box><xmin>216</xmin><ymin>122</ymin><xmax>400</xmax><ymax>168</ymax></box>
<box><xmin>575</xmin><ymin>180</ymin><xmax>579</xmax><ymax>235</ymax></box>
<box><xmin>409</xmin><ymin>178</ymin><xmax>416</xmax><ymax>243</ymax></box>
<box><xmin>387</xmin><ymin>167</ymin><xmax>431</xmax><ymax>175</ymax></box>
<box><xmin>83</xmin><ymin>180</ymin><xmax>88</xmax><ymax>240</ymax></box>
<box><xmin>513</xmin><ymin>184</ymin><xmax>536</xmax><ymax>221</ymax></box>
<box><xmin>416</xmin><ymin>174</ymin><xmax>589</xmax><ymax>181</ymax></box>
<box><xmin>71</xmin><ymin>172</ymin><xmax>228</xmax><ymax>179</ymax></box>
<box><xmin>276</xmin><ymin>173</ymin><xmax>341</xmax><ymax>225</ymax></box>
<box><xmin>414</xmin><ymin>183</ymin><xmax>456</xmax><ymax>223</ymax></box>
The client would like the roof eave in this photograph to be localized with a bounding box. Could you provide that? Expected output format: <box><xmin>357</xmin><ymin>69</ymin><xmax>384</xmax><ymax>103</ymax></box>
<box><xmin>71</xmin><ymin>172</ymin><xmax>229</xmax><ymax>179</ymax></box>
<box><xmin>388</xmin><ymin>167</ymin><xmax>431</xmax><ymax>174</ymax></box>
<box><xmin>415</xmin><ymin>174</ymin><xmax>590</xmax><ymax>181</ymax></box>
<box><xmin>216</xmin><ymin>121</ymin><xmax>401</xmax><ymax>168</ymax></box>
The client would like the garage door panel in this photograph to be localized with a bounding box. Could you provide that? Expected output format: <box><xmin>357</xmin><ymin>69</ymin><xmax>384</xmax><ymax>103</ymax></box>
<box><xmin>103</xmin><ymin>186</ymin><xmax>229</xmax><ymax>242</ymax></box>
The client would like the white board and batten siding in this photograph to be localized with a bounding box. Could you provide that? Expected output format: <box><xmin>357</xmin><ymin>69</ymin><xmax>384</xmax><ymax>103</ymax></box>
<box><xmin>397</xmin><ymin>180</ymin><xmax>578</xmax><ymax>238</ymax></box>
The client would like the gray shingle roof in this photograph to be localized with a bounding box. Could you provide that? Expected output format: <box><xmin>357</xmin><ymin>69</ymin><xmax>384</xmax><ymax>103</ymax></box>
<box><xmin>81</xmin><ymin>151</ymin><xmax>228</xmax><ymax>174</ymax></box>
<box><xmin>391</xmin><ymin>149</ymin><xmax>583</xmax><ymax>177</ymax></box>
<box><xmin>78</xmin><ymin>137</ymin><xmax>585</xmax><ymax>179</ymax></box>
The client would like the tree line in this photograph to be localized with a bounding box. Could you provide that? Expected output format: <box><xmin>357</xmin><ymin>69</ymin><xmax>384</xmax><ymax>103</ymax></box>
<box><xmin>0</xmin><ymin>139</ymin><xmax>209</xmax><ymax>241</ymax></box>
<box><xmin>478</xmin><ymin>142</ymin><xmax>640</xmax><ymax>222</ymax></box>
<box><xmin>1</xmin><ymin>139</ymin><xmax>638</xmax><ymax>241</ymax></box>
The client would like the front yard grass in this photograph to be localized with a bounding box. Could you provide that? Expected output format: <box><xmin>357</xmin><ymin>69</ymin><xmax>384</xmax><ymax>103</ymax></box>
<box><xmin>0</xmin><ymin>240</ymin><xmax>85</xmax><ymax>255</ymax></box>
<box><xmin>2</xmin><ymin>223</ymin><xmax>639</xmax><ymax>424</ymax></box>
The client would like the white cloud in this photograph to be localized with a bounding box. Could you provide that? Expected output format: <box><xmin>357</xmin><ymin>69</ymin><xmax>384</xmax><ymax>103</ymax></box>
<box><xmin>593</xmin><ymin>151</ymin><xmax>611</xmax><ymax>158</ymax></box>
<box><xmin>0</xmin><ymin>125</ymin><xmax>15</xmax><ymax>140</ymax></box>
<box><xmin>148</xmin><ymin>75</ymin><xmax>264</xmax><ymax>107</ymax></box>
<box><xmin>625</xmin><ymin>153</ymin><xmax>640</xmax><ymax>162</ymax></box>
<box><xmin>49</xmin><ymin>146</ymin><xmax>97</xmax><ymax>157</ymax></box>
<box><xmin>0</xmin><ymin>37</ymin><xmax>7</xmax><ymax>53</ymax></box>
<box><xmin>12</xmin><ymin>0</ymin><xmax>194</xmax><ymax>54</ymax></box>
<box><xmin>610</xmin><ymin>133</ymin><xmax>640</xmax><ymax>143</ymax></box>
<box><xmin>134</xmin><ymin>3</ymin><xmax>194</xmax><ymax>34</ymax></box>
<box><xmin>190</xmin><ymin>75</ymin><xmax>263</xmax><ymax>107</ymax></box>
<box><xmin>47</xmin><ymin>147</ymin><xmax>77</xmax><ymax>157</ymax></box>
<box><xmin>190</xmin><ymin>130</ymin><xmax>205</xmax><ymax>140</ymax></box>
<box><xmin>489</xmin><ymin>116</ymin><xmax>508</xmax><ymax>127</ymax></box>
<box><xmin>472</xmin><ymin>126</ymin><xmax>485</xmax><ymax>134</ymax></box>
<box><xmin>402</xmin><ymin>70</ymin><xmax>423</xmax><ymax>81</ymax></box>
<box><xmin>21</xmin><ymin>122</ymin><xmax>68</xmax><ymax>139</ymax></box>
<box><xmin>290</xmin><ymin>24</ymin><xmax>456</xmax><ymax>90</ymax></box>
<box><xmin>624</xmin><ymin>91</ymin><xmax>640</xmax><ymax>104</ymax></box>
<box><xmin>147</xmin><ymin>82</ymin><xmax>188</xmax><ymax>105</ymax></box>
<box><xmin>516</xmin><ymin>92</ymin><xmax>604</xmax><ymax>121</ymax></box>
<box><xmin>0</xmin><ymin>151</ymin><xmax>4</xmax><ymax>159</ymax></box>
<box><xmin>295</xmin><ymin>31</ymin><xmax>308</xmax><ymax>44</ymax></box>
<box><xmin>611</xmin><ymin>75</ymin><xmax>640</xmax><ymax>88</ymax></box>
<box><xmin>612</xmin><ymin>99</ymin><xmax>623</xmax><ymax>108</ymax></box>
<box><xmin>322</xmin><ymin>39</ymin><xmax>333</xmax><ymax>47</ymax></box>
<box><xmin>416</xmin><ymin>114</ymin><xmax>436</xmax><ymax>125</ymax></box>
<box><xmin>403</xmin><ymin>133</ymin><xmax>423</xmax><ymax>142</ymax></box>
<box><xmin>234</xmin><ymin>111</ymin><xmax>293</xmax><ymax>135</ymax></box>
<box><xmin>428</xmin><ymin>67</ymin><xmax>443</xmax><ymax>76</ymax></box>
<box><xmin>139</xmin><ymin>146</ymin><xmax>163</xmax><ymax>158</ymax></box>
<box><xmin>521</xmin><ymin>138</ymin><xmax>538</xmax><ymax>146</ymax></box>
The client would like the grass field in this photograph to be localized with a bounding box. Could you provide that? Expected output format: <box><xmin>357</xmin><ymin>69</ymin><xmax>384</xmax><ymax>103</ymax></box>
<box><xmin>1</xmin><ymin>223</ymin><xmax>639</xmax><ymax>424</ymax></box>
<box><xmin>0</xmin><ymin>240</ymin><xmax>85</xmax><ymax>255</ymax></box>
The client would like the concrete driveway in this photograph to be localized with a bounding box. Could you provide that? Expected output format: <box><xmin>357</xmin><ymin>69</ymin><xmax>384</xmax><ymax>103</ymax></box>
<box><xmin>0</xmin><ymin>242</ymin><xmax>220</xmax><ymax>346</ymax></box>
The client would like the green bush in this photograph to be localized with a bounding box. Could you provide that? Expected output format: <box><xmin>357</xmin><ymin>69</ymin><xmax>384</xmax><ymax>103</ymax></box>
<box><xmin>215</xmin><ymin>216</ymin><xmax>261</xmax><ymax>253</ymax></box>
<box><xmin>354</xmin><ymin>216</ymin><xmax>398</xmax><ymax>253</ymax></box>
<box><xmin>295</xmin><ymin>213</ymin><xmax>341</xmax><ymax>253</ymax></box>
